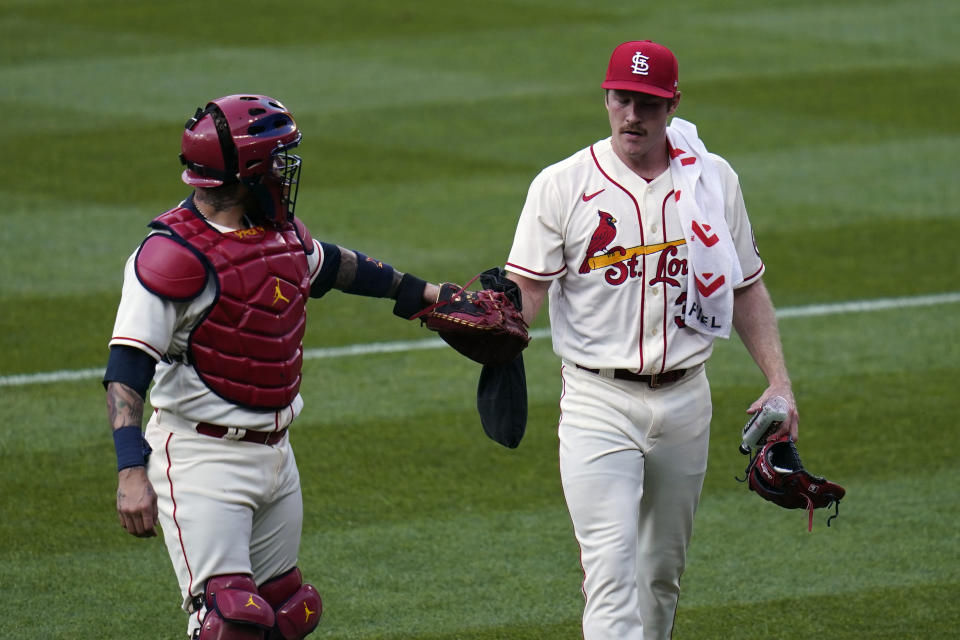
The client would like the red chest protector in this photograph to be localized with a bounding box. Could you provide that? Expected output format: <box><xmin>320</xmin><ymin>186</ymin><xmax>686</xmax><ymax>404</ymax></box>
<box><xmin>136</xmin><ymin>206</ymin><xmax>313</xmax><ymax>410</ymax></box>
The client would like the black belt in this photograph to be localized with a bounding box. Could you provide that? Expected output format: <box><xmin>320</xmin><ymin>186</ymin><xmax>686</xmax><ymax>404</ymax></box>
<box><xmin>196</xmin><ymin>423</ymin><xmax>288</xmax><ymax>445</ymax></box>
<box><xmin>576</xmin><ymin>365</ymin><xmax>687</xmax><ymax>388</ymax></box>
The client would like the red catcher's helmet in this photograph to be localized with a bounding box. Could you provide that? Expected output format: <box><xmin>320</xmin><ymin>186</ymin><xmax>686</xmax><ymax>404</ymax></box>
<box><xmin>180</xmin><ymin>94</ymin><xmax>302</xmax><ymax>224</ymax></box>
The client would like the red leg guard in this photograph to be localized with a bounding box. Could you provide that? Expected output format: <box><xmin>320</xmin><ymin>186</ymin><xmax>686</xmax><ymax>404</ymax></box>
<box><xmin>198</xmin><ymin>574</ymin><xmax>276</xmax><ymax>640</ymax></box>
<box><xmin>259</xmin><ymin>567</ymin><xmax>322</xmax><ymax>639</ymax></box>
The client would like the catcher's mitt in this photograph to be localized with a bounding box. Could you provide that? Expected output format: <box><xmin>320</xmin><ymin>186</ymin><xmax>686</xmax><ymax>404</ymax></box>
<box><xmin>738</xmin><ymin>436</ymin><xmax>845</xmax><ymax>531</ymax></box>
<box><xmin>413</xmin><ymin>267</ymin><xmax>530</xmax><ymax>366</ymax></box>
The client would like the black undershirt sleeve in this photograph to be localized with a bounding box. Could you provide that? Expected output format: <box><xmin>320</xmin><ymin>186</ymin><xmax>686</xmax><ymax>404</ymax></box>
<box><xmin>309</xmin><ymin>241</ymin><xmax>429</xmax><ymax>318</ymax></box>
<box><xmin>103</xmin><ymin>345</ymin><xmax>158</xmax><ymax>398</ymax></box>
<box><xmin>310</xmin><ymin>242</ymin><xmax>343</xmax><ymax>298</ymax></box>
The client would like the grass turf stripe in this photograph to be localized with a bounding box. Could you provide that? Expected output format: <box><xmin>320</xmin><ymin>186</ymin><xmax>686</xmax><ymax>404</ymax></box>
<box><xmin>2</xmin><ymin>290</ymin><xmax>958</xmax><ymax>387</ymax></box>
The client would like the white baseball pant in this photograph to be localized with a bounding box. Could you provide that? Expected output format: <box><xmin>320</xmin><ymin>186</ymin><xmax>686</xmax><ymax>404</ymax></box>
<box><xmin>558</xmin><ymin>363</ymin><xmax>711</xmax><ymax>640</ymax></box>
<box><xmin>145</xmin><ymin>409</ymin><xmax>303</xmax><ymax>638</ymax></box>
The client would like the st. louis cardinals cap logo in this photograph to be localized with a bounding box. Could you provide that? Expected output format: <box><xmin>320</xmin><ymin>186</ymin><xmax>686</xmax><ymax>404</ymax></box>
<box><xmin>602</xmin><ymin>40</ymin><xmax>679</xmax><ymax>98</ymax></box>
<box><xmin>631</xmin><ymin>51</ymin><xmax>650</xmax><ymax>76</ymax></box>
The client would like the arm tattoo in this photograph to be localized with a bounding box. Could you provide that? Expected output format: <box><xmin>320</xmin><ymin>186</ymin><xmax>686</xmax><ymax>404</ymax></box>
<box><xmin>333</xmin><ymin>247</ymin><xmax>358</xmax><ymax>291</ymax></box>
<box><xmin>106</xmin><ymin>382</ymin><xmax>145</xmax><ymax>431</ymax></box>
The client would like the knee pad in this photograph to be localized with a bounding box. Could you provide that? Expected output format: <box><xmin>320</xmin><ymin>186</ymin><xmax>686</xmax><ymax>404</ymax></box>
<box><xmin>259</xmin><ymin>567</ymin><xmax>322</xmax><ymax>639</ymax></box>
<box><xmin>197</xmin><ymin>574</ymin><xmax>276</xmax><ymax>640</ymax></box>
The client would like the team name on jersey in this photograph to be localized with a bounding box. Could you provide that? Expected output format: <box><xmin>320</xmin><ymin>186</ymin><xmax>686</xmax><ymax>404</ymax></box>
<box><xmin>588</xmin><ymin>240</ymin><xmax>689</xmax><ymax>287</ymax></box>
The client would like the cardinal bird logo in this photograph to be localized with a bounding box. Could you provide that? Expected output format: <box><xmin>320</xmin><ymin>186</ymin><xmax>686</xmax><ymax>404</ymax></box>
<box><xmin>579</xmin><ymin>211</ymin><xmax>618</xmax><ymax>274</ymax></box>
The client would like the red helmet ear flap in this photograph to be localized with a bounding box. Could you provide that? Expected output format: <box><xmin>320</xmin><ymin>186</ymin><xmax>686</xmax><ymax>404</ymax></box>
<box><xmin>180</xmin><ymin>103</ymin><xmax>240</xmax><ymax>187</ymax></box>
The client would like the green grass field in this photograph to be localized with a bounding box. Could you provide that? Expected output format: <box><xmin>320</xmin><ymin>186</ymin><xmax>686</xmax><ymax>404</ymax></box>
<box><xmin>2</xmin><ymin>1</ymin><xmax>958</xmax><ymax>638</ymax></box>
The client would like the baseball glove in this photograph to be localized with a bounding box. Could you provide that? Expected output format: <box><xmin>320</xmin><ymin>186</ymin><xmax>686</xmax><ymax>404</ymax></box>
<box><xmin>738</xmin><ymin>436</ymin><xmax>845</xmax><ymax>531</ymax></box>
<box><xmin>413</xmin><ymin>267</ymin><xmax>530</xmax><ymax>366</ymax></box>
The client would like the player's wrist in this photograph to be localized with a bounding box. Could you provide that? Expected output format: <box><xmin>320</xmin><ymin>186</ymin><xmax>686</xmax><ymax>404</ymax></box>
<box><xmin>118</xmin><ymin>465</ymin><xmax>149</xmax><ymax>481</ymax></box>
<box><xmin>113</xmin><ymin>425</ymin><xmax>152</xmax><ymax>472</ymax></box>
<box><xmin>392</xmin><ymin>273</ymin><xmax>429</xmax><ymax>319</ymax></box>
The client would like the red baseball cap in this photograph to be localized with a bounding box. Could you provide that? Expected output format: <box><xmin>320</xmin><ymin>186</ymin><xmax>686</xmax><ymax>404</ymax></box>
<box><xmin>601</xmin><ymin>40</ymin><xmax>678</xmax><ymax>98</ymax></box>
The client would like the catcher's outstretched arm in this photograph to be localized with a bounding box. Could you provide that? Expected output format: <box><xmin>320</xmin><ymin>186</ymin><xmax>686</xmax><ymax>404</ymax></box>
<box><xmin>506</xmin><ymin>273</ymin><xmax>550</xmax><ymax>326</ymax></box>
<box><xmin>310</xmin><ymin>242</ymin><xmax>439</xmax><ymax>315</ymax></box>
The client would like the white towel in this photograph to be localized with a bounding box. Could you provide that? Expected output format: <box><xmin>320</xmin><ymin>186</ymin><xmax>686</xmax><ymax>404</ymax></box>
<box><xmin>666</xmin><ymin>118</ymin><xmax>742</xmax><ymax>338</ymax></box>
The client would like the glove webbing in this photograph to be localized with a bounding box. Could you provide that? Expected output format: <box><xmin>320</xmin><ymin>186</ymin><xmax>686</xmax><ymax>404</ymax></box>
<box><xmin>410</xmin><ymin>272</ymin><xmax>485</xmax><ymax>320</ymax></box>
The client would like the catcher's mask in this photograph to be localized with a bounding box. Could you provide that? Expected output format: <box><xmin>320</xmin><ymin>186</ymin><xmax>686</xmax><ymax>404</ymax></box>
<box><xmin>180</xmin><ymin>94</ymin><xmax>302</xmax><ymax>224</ymax></box>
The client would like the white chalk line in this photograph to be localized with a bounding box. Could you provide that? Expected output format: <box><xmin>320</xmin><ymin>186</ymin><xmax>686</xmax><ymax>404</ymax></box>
<box><xmin>3</xmin><ymin>291</ymin><xmax>959</xmax><ymax>388</ymax></box>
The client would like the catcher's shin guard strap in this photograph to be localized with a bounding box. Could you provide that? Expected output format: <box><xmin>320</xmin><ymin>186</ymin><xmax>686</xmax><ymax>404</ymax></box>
<box><xmin>392</xmin><ymin>273</ymin><xmax>428</xmax><ymax>319</ymax></box>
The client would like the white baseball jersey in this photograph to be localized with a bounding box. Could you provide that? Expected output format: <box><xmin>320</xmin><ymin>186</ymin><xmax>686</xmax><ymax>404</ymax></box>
<box><xmin>109</xmin><ymin>219</ymin><xmax>324</xmax><ymax>429</ymax></box>
<box><xmin>110</xmin><ymin>211</ymin><xmax>326</xmax><ymax>636</ymax></box>
<box><xmin>506</xmin><ymin>136</ymin><xmax>763</xmax><ymax>374</ymax></box>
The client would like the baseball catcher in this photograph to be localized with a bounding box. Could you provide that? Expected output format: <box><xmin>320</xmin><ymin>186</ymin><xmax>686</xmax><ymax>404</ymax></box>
<box><xmin>413</xmin><ymin>267</ymin><xmax>530</xmax><ymax>366</ymax></box>
<box><xmin>739</xmin><ymin>436</ymin><xmax>845</xmax><ymax>531</ymax></box>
